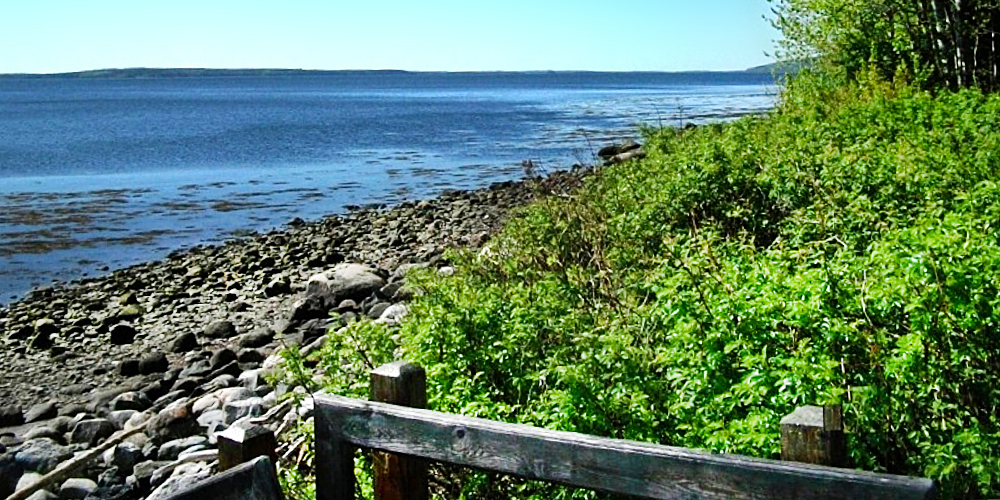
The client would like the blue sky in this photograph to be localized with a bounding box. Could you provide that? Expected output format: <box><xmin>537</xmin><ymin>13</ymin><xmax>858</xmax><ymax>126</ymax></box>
<box><xmin>0</xmin><ymin>1</ymin><xmax>779</xmax><ymax>74</ymax></box>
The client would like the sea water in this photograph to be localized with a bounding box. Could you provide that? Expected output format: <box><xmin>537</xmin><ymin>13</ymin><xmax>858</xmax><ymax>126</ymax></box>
<box><xmin>0</xmin><ymin>71</ymin><xmax>778</xmax><ymax>303</ymax></box>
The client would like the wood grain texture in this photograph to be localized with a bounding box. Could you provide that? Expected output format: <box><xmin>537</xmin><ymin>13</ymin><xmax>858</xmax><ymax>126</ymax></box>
<box><xmin>780</xmin><ymin>405</ymin><xmax>846</xmax><ymax>467</ymax></box>
<box><xmin>315</xmin><ymin>402</ymin><xmax>357</xmax><ymax>500</ymax></box>
<box><xmin>157</xmin><ymin>456</ymin><xmax>283</xmax><ymax>500</ymax></box>
<box><xmin>370</xmin><ymin>362</ymin><xmax>429</xmax><ymax>500</ymax></box>
<box><xmin>315</xmin><ymin>395</ymin><xmax>936</xmax><ymax>500</ymax></box>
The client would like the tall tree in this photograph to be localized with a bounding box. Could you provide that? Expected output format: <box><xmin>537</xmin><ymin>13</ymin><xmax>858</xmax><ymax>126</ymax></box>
<box><xmin>770</xmin><ymin>0</ymin><xmax>1000</xmax><ymax>90</ymax></box>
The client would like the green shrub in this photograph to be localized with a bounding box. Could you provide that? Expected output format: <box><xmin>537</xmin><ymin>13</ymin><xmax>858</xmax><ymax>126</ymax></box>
<box><xmin>391</xmin><ymin>79</ymin><xmax>1000</xmax><ymax>499</ymax></box>
<box><xmin>290</xmin><ymin>76</ymin><xmax>1000</xmax><ymax>499</ymax></box>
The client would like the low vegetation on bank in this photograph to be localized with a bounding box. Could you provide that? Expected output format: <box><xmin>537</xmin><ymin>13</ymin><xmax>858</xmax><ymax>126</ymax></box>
<box><xmin>277</xmin><ymin>71</ymin><xmax>1000</xmax><ymax>499</ymax></box>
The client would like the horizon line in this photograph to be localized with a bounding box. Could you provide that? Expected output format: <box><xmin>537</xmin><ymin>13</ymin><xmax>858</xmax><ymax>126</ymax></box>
<box><xmin>0</xmin><ymin>64</ymin><xmax>781</xmax><ymax>78</ymax></box>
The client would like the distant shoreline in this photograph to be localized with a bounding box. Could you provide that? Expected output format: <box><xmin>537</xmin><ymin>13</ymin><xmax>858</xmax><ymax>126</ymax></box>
<box><xmin>0</xmin><ymin>65</ymin><xmax>790</xmax><ymax>80</ymax></box>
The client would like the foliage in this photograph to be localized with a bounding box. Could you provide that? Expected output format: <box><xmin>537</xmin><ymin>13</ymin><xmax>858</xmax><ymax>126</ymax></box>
<box><xmin>769</xmin><ymin>0</ymin><xmax>1000</xmax><ymax>91</ymax></box>
<box><xmin>388</xmin><ymin>78</ymin><xmax>1000</xmax><ymax>499</ymax></box>
<box><xmin>278</xmin><ymin>75</ymin><xmax>1000</xmax><ymax>499</ymax></box>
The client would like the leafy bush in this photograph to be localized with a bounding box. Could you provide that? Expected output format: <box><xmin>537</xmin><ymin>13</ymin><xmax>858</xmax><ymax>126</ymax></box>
<box><xmin>390</xmin><ymin>78</ymin><xmax>1000</xmax><ymax>499</ymax></box>
<box><xmin>290</xmin><ymin>76</ymin><xmax>1000</xmax><ymax>499</ymax></box>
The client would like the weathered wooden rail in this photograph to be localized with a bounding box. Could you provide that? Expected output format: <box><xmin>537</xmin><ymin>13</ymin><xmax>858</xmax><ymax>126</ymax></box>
<box><xmin>314</xmin><ymin>362</ymin><xmax>936</xmax><ymax>500</ymax></box>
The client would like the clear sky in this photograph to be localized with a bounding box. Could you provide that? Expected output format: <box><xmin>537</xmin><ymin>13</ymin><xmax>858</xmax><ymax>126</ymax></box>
<box><xmin>0</xmin><ymin>1</ymin><xmax>779</xmax><ymax>74</ymax></box>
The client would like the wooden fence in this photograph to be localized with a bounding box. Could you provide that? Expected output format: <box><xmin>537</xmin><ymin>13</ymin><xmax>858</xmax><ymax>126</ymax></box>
<box><xmin>314</xmin><ymin>362</ymin><xmax>936</xmax><ymax>500</ymax></box>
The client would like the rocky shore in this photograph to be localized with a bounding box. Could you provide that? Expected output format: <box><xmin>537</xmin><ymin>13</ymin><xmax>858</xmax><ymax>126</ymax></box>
<box><xmin>0</xmin><ymin>166</ymin><xmax>590</xmax><ymax>500</ymax></box>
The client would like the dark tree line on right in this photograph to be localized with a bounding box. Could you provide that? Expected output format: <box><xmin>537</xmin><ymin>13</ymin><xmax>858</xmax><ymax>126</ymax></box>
<box><xmin>770</xmin><ymin>0</ymin><xmax>1000</xmax><ymax>90</ymax></box>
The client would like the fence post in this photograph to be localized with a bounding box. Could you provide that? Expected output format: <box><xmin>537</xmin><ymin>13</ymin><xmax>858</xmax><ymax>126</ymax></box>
<box><xmin>780</xmin><ymin>405</ymin><xmax>847</xmax><ymax>467</ymax></box>
<box><xmin>370</xmin><ymin>361</ymin><xmax>429</xmax><ymax>500</ymax></box>
<box><xmin>217</xmin><ymin>423</ymin><xmax>278</xmax><ymax>472</ymax></box>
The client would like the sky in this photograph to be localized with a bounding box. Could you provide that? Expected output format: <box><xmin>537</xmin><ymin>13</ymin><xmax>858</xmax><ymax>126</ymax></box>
<box><xmin>0</xmin><ymin>0</ymin><xmax>779</xmax><ymax>74</ymax></box>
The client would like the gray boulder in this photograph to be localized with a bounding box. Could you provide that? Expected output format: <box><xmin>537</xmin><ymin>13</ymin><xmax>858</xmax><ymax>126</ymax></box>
<box><xmin>157</xmin><ymin>436</ymin><xmax>208</xmax><ymax>461</ymax></box>
<box><xmin>138</xmin><ymin>352</ymin><xmax>169</xmax><ymax>375</ymax></box>
<box><xmin>168</xmin><ymin>332</ymin><xmax>198</xmax><ymax>353</ymax></box>
<box><xmin>70</xmin><ymin>419</ymin><xmax>116</xmax><ymax>446</ymax></box>
<box><xmin>110</xmin><ymin>392</ymin><xmax>151</xmax><ymax>412</ymax></box>
<box><xmin>112</xmin><ymin>442</ymin><xmax>143</xmax><ymax>474</ymax></box>
<box><xmin>222</xmin><ymin>398</ymin><xmax>264</xmax><ymax>425</ymax></box>
<box><xmin>146</xmin><ymin>403</ymin><xmax>198</xmax><ymax>444</ymax></box>
<box><xmin>22</xmin><ymin>427</ymin><xmax>61</xmax><ymax>442</ymax></box>
<box><xmin>203</xmin><ymin>320</ymin><xmax>237</xmax><ymax>339</ymax></box>
<box><xmin>109</xmin><ymin>324</ymin><xmax>137</xmax><ymax>345</ymax></box>
<box><xmin>59</xmin><ymin>477</ymin><xmax>97</xmax><ymax>499</ymax></box>
<box><xmin>14</xmin><ymin>438</ymin><xmax>73</xmax><ymax>473</ymax></box>
<box><xmin>25</xmin><ymin>488</ymin><xmax>57</xmax><ymax>500</ymax></box>
<box><xmin>237</xmin><ymin>329</ymin><xmax>273</xmax><ymax>349</ymax></box>
<box><xmin>24</xmin><ymin>402</ymin><xmax>57</xmax><ymax>424</ymax></box>
<box><xmin>305</xmin><ymin>263</ymin><xmax>385</xmax><ymax>308</ymax></box>
<box><xmin>0</xmin><ymin>452</ymin><xmax>23</xmax><ymax>498</ymax></box>
<box><xmin>0</xmin><ymin>405</ymin><xmax>23</xmax><ymax>427</ymax></box>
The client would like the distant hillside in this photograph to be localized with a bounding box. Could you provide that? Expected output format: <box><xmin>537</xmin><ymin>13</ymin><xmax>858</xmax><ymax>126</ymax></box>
<box><xmin>1</xmin><ymin>67</ymin><xmax>781</xmax><ymax>81</ymax></box>
<box><xmin>745</xmin><ymin>60</ymin><xmax>811</xmax><ymax>76</ymax></box>
<box><xmin>0</xmin><ymin>68</ymin><xmax>412</xmax><ymax>79</ymax></box>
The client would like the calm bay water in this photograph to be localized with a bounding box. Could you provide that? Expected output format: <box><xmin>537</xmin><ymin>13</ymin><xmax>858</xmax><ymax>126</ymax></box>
<box><xmin>0</xmin><ymin>71</ymin><xmax>778</xmax><ymax>303</ymax></box>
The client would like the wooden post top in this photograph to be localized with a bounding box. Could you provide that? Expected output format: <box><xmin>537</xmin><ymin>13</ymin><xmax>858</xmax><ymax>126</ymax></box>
<box><xmin>371</xmin><ymin>361</ymin><xmax>425</xmax><ymax>379</ymax></box>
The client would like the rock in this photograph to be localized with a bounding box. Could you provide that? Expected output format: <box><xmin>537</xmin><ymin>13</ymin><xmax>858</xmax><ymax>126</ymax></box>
<box><xmin>124</xmin><ymin>412</ymin><xmax>151</xmax><ymax>432</ymax></box>
<box><xmin>59</xmin><ymin>477</ymin><xmax>97</xmax><ymax>499</ymax></box>
<box><xmin>0</xmin><ymin>452</ymin><xmax>23</xmax><ymax>497</ymax></box>
<box><xmin>139</xmin><ymin>379</ymin><xmax>170</xmax><ymax>403</ymax></box>
<box><xmin>25</xmin><ymin>489</ymin><xmax>57</xmax><ymax>500</ymax></box>
<box><xmin>286</xmin><ymin>295</ymin><xmax>327</xmax><ymax>326</ymax></box>
<box><xmin>217</xmin><ymin>387</ymin><xmax>252</xmax><ymax>405</ymax></box>
<box><xmin>203</xmin><ymin>320</ymin><xmax>237</xmax><ymax>339</ymax></box>
<box><xmin>14</xmin><ymin>438</ymin><xmax>73</xmax><ymax>473</ymax></box>
<box><xmin>377</xmin><ymin>303</ymin><xmax>409</xmax><ymax>325</ymax></box>
<box><xmin>24</xmin><ymin>403</ymin><xmax>57</xmax><ymax>424</ymax></box>
<box><xmin>236</xmin><ymin>349</ymin><xmax>264</xmax><ymax>364</ymax></box>
<box><xmin>366</xmin><ymin>301</ymin><xmax>391</xmax><ymax>319</ymax></box>
<box><xmin>117</xmin><ymin>359</ymin><xmax>140</xmax><ymax>377</ymax></box>
<box><xmin>15</xmin><ymin>472</ymin><xmax>43</xmax><ymax>493</ymax></box>
<box><xmin>146</xmin><ymin>403</ymin><xmax>198</xmax><ymax>444</ymax></box>
<box><xmin>30</xmin><ymin>319</ymin><xmax>56</xmax><ymax>349</ymax></box>
<box><xmin>209</xmin><ymin>349</ymin><xmax>237</xmax><ymax>371</ymax></box>
<box><xmin>168</xmin><ymin>332</ymin><xmax>198</xmax><ymax>353</ymax></box>
<box><xmin>96</xmin><ymin>466</ymin><xmax>124</xmax><ymax>488</ymax></box>
<box><xmin>23</xmin><ymin>427</ymin><xmax>61</xmax><ymax>442</ymax></box>
<box><xmin>108</xmin><ymin>410</ymin><xmax>138</xmax><ymax>430</ymax></box>
<box><xmin>196</xmin><ymin>410</ymin><xmax>225</xmax><ymax>430</ymax></box>
<box><xmin>157</xmin><ymin>436</ymin><xmax>207</xmax><ymax>461</ymax></box>
<box><xmin>151</xmin><ymin>390</ymin><xmax>186</xmax><ymax>409</ymax></box>
<box><xmin>237</xmin><ymin>370</ymin><xmax>264</xmax><ymax>392</ymax></box>
<box><xmin>87</xmin><ymin>387</ymin><xmax>131</xmax><ymax>414</ymax></box>
<box><xmin>70</xmin><ymin>419</ymin><xmax>116</xmax><ymax>446</ymax></box>
<box><xmin>110</xmin><ymin>392</ymin><xmax>151</xmax><ymax>412</ymax></box>
<box><xmin>222</xmin><ymin>398</ymin><xmax>264</xmax><ymax>425</ymax></box>
<box><xmin>263</xmin><ymin>277</ymin><xmax>291</xmax><ymax>297</ymax></box>
<box><xmin>237</xmin><ymin>329</ymin><xmax>273</xmax><ymax>349</ymax></box>
<box><xmin>206</xmin><ymin>361</ymin><xmax>242</xmax><ymax>380</ymax></box>
<box><xmin>57</xmin><ymin>404</ymin><xmax>87</xmax><ymax>418</ymax></box>
<box><xmin>112</xmin><ymin>442</ymin><xmax>143</xmax><ymax>474</ymax></box>
<box><xmin>145</xmin><ymin>462</ymin><xmax>211</xmax><ymax>500</ymax></box>
<box><xmin>84</xmin><ymin>483</ymin><xmax>138</xmax><ymax>500</ymax></box>
<box><xmin>138</xmin><ymin>353</ymin><xmax>168</xmax><ymax>375</ymax></box>
<box><xmin>131</xmin><ymin>460</ymin><xmax>171</xmax><ymax>490</ymax></box>
<box><xmin>192</xmin><ymin>394</ymin><xmax>220</xmax><ymax>415</ymax></box>
<box><xmin>305</xmin><ymin>263</ymin><xmax>385</xmax><ymax>308</ymax></box>
<box><xmin>109</xmin><ymin>324</ymin><xmax>137</xmax><ymax>345</ymax></box>
<box><xmin>177</xmin><ymin>360</ymin><xmax>211</xmax><ymax>380</ymax></box>
<box><xmin>0</xmin><ymin>405</ymin><xmax>24</xmax><ymax>427</ymax></box>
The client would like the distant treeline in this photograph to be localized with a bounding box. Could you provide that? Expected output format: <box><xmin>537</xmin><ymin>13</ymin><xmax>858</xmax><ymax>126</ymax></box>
<box><xmin>0</xmin><ymin>66</ymin><xmax>793</xmax><ymax>80</ymax></box>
